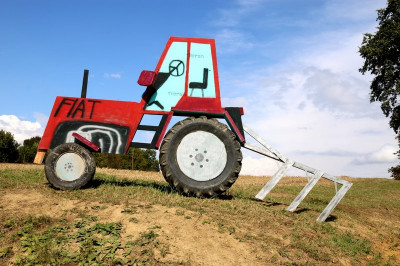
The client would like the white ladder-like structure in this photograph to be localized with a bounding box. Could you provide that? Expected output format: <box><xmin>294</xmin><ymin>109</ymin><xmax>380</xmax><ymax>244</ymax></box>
<box><xmin>242</xmin><ymin>125</ymin><xmax>352</xmax><ymax>222</ymax></box>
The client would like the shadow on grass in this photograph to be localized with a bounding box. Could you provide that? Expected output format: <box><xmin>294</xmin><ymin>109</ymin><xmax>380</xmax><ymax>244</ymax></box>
<box><xmin>293</xmin><ymin>208</ymin><xmax>311</xmax><ymax>214</ymax></box>
<box><xmin>325</xmin><ymin>215</ymin><xmax>337</xmax><ymax>222</ymax></box>
<box><xmin>251</xmin><ymin>198</ymin><xmax>284</xmax><ymax>207</ymax></box>
<box><xmin>85</xmin><ymin>177</ymin><xmax>237</xmax><ymax>200</ymax></box>
<box><xmin>46</xmin><ymin>176</ymin><xmax>319</xmax><ymax>206</ymax></box>
<box><xmin>88</xmin><ymin>177</ymin><xmax>175</xmax><ymax>194</ymax></box>
<box><xmin>292</xmin><ymin>207</ymin><xmax>337</xmax><ymax>221</ymax></box>
<box><xmin>43</xmin><ymin>177</ymin><xmax>174</xmax><ymax>195</ymax></box>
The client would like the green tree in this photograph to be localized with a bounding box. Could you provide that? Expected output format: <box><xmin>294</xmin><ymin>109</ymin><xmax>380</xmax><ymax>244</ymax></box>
<box><xmin>130</xmin><ymin>148</ymin><xmax>160</xmax><ymax>171</ymax></box>
<box><xmin>359</xmin><ymin>0</ymin><xmax>400</xmax><ymax>179</ymax></box>
<box><xmin>18</xmin><ymin>136</ymin><xmax>41</xmax><ymax>163</ymax></box>
<box><xmin>0</xmin><ymin>130</ymin><xmax>19</xmax><ymax>163</ymax></box>
<box><xmin>94</xmin><ymin>148</ymin><xmax>159</xmax><ymax>171</ymax></box>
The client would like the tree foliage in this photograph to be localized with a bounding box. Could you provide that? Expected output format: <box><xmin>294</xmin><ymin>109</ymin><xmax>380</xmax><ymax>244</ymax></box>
<box><xmin>359</xmin><ymin>0</ymin><xmax>400</xmax><ymax>180</ymax></box>
<box><xmin>94</xmin><ymin>147</ymin><xmax>160</xmax><ymax>172</ymax></box>
<box><xmin>0</xmin><ymin>130</ymin><xmax>19</xmax><ymax>163</ymax></box>
<box><xmin>359</xmin><ymin>0</ymin><xmax>400</xmax><ymax>132</ymax></box>
<box><xmin>389</xmin><ymin>134</ymin><xmax>400</xmax><ymax>179</ymax></box>
<box><xmin>18</xmin><ymin>136</ymin><xmax>41</xmax><ymax>163</ymax></box>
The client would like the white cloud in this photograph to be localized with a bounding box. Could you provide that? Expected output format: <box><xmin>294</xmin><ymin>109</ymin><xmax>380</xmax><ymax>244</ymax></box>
<box><xmin>214</xmin><ymin>29</ymin><xmax>254</xmax><ymax>54</ymax></box>
<box><xmin>207</xmin><ymin>0</ymin><xmax>264</xmax><ymax>54</ymax></box>
<box><xmin>110</xmin><ymin>73</ymin><xmax>121</xmax><ymax>79</ymax></box>
<box><xmin>352</xmin><ymin>145</ymin><xmax>397</xmax><ymax>165</ymax></box>
<box><xmin>240</xmin><ymin>155</ymin><xmax>278</xmax><ymax>176</ymax></box>
<box><xmin>295</xmin><ymin>149</ymin><xmax>360</xmax><ymax>157</ymax></box>
<box><xmin>0</xmin><ymin>115</ymin><xmax>44</xmax><ymax>143</ymax></box>
<box><xmin>296</xmin><ymin>32</ymin><xmax>367</xmax><ymax>74</ymax></box>
<box><xmin>104</xmin><ymin>73</ymin><xmax>121</xmax><ymax>79</ymax></box>
<box><xmin>224</xmin><ymin>27</ymin><xmax>397</xmax><ymax>178</ymax></box>
<box><xmin>303</xmin><ymin>68</ymin><xmax>372</xmax><ymax>115</ymax></box>
<box><xmin>221</xmin><ymin>97</ymin><xmax>249</xmax><ymax>109</ymax></box>
<box><xmin>239</xmin><ymin>73</ymin><xmax>397</xmax><ymax>178</ymax></box>
<box><xmin>33</xmin><ymin>112</ymin><xmax>49</xmax><ymax>127</ymax></box>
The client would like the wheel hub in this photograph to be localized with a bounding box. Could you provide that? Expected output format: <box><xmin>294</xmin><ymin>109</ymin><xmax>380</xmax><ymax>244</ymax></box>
<box><xmin>176</xmin><ymin>131</ymin><xmax>227</xmax><ymax>181</ymax></box>
<box><xmin>55</xmin><ymin>152</ymin><xmax>85</xmax><ymax>181</ymax></box>
<box><xmin>195</xmin><ymin>153</ymin><xmax>204</xmax><ymax>162</ymax></box>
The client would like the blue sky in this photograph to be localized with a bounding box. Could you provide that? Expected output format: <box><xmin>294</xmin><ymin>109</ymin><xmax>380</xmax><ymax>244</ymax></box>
<box><xmin>0</xmin><ymin>0</ymin><xmax>395</xmax><ymax>178</ymax></box>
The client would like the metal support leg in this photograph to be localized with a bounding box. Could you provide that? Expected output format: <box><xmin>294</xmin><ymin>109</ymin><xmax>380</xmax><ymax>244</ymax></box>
<box><xmin>287</xmin><ymin>171</ymin><xmax>323</xmax><ymax>212</ymax></box>
<box><xmin>255</xmin><ymin>160</ymin><xmax>294</xmax><ymax>200</ymax></box>
<box><xmin>316</xmin><ymin>181</ymin><xmax>353</xmax><ymax>222</ymax></box>
<box><xmin>242</xmin><ymin>123</ymin><xmax>353</xmax><ymax>222</ymax></box>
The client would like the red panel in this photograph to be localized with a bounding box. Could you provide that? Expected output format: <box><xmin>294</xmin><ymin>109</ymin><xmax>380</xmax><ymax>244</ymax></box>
<box><xmin>211</xmin><ymin>39</ymin><xmax>221</xmax><ymax>101</ymax></box>
<box><xmin>142</xmin><ymin>110</ymin><xmax>170</xmax><ymax>115</ymax></box>
<box><xmin>155</xmin><ymin>112</ymin><xmax>173</xmax><ymax>148</ymax></box>
<box><xmin>138</xmin><ymin>70</ymin><xmax>156</xmax><ymax>86</ymax></box>
<box><xmin>172</xmin><ymin>97</ymin><xmax>224</xmax><ymax>114</ymax></box>
<box><xmin>184</xmin><ymin>41</ymin><xmax>191</xmax><ymax>100</ymax></box>
<box><xmin>38</xmin><ymin>96</ymin><xmax>145</xmax><ymax>153</ymax></box>
<box><xmin>72</xmin><ymin>132</ymin><xmax>100</xmax><ymax>151</ymax></box>
<box><xmin>168</xmin><ymin>37</ymin><xmax>216</xmax><ymax>44</ymax></box>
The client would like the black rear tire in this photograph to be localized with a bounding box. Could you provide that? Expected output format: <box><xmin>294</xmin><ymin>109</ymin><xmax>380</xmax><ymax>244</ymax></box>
<box><xmin>45</xmin><ymin>143</ymin><xmax>96</xmax><ymax>190</ymax></box>
<box><xmin>159</xmin><ymin>116</ymin><xmax>242</xmax><ymax>197</ymax></box>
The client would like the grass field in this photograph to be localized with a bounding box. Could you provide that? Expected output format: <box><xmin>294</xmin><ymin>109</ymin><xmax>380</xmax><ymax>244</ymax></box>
<box><xmin>0</xmin><ymin>163</ymin><xmax>399</xmax><ymax>265</ymax></box>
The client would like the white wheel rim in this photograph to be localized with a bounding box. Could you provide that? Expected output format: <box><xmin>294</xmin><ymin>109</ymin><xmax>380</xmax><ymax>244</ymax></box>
<box><xmin>176</xmin><ymin>131</ymin><xmax>227</xmax><ymax>181</ymax></box>
<box><xmin>55</xmin><ymin>152</ymin><xmax>85</xmax><ymax>181</ymax></box>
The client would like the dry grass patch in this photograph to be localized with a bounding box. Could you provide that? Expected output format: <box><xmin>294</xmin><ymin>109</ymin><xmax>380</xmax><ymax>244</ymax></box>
<box><xmin>0</xmin><ymin>163</ymin><xmax>399</xmax><ymax>265</ymax></box>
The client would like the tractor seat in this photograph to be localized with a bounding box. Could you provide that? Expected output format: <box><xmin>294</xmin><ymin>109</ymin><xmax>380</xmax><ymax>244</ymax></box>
<box><xmin>189</xmin><ymin>68</ymin><xmax>208</xmax><ymax>97</ymax></box>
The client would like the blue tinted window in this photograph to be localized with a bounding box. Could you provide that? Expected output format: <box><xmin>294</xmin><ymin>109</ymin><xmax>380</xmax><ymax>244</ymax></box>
<box><xmin>188</xmin><ymin>43</ymin><xmax>215</xmax><ymax>98</ymax></box>
<box><xmin>145</xmin><ymin>42</ymin><xmax>187</xmax><ymax>111</ymax></box>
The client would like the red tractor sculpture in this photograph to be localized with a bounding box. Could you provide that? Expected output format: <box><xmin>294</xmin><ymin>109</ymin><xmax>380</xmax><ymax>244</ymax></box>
<box><xmin>34</xmin><ymin>36</ymin><xmax>352</xmax><ymax>221</ymax></box>
<box><xmin>34</xmin><ymin>37</ymin><xmax>244</xmax><ymax>197</ymax></box>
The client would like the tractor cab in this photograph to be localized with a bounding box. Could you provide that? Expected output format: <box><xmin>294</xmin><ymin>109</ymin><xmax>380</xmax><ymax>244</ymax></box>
<box><xmin>141</xmin><ymin>37</ymin><xmax>222</xmax><ymax>114</ymax></box>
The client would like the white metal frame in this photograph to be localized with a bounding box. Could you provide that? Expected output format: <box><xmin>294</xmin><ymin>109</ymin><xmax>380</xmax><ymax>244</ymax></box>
<box><xmin>243</xmin><ymin>125</ymin><xmax>352</xmax><ymax>222</ymax></box>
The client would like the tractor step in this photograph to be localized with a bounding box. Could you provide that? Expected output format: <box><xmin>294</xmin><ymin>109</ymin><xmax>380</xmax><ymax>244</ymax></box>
<box><xmin>130</xmin><ymin>114</ymin><xmax>170</xmax><ymax>149</ymax></box>
<box><xmin>242</xmin><ymin>124</ymin><xmax>352</xmax><ymax>222</ymax></box>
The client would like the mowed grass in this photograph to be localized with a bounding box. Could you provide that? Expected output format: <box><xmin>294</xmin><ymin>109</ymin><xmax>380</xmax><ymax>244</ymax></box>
<box><xmin>0</xmin><ymin>164</ymin><xmax>400</xmax><ymax>265</ymax></box>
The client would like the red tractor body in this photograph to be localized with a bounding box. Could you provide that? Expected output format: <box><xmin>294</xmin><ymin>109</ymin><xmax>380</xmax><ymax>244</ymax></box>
<box><xmin>35</xmin><ymin>37</ymin><xmax>245</xmax><ymax>196</ymax></box>
<box><xmin>36</xmin><ymin>37</ymin><xmax>245</xmax><ymax>161</ymax></box>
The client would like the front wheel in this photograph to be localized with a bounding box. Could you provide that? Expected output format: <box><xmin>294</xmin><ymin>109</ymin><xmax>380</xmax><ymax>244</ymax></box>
<box><xmin>159</xmin><ymin>116</ymin><xmax>242</xmax><ymax>197</ymax></box>
<box><xmin>45</xmin><ymin>143</ymin><xmax>96</xmax><ymax>190</ymax></box>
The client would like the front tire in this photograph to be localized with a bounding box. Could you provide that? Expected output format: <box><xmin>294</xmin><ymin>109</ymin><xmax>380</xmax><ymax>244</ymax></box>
<box><xmin>45</xmin><ymin>143</ymin><xmax>96</xmax><ymax>190</ymax></box>
<box><xmin>160</xmin><ymin>116</ymin><xmax>242</xmax><ymax>197</ymax></box>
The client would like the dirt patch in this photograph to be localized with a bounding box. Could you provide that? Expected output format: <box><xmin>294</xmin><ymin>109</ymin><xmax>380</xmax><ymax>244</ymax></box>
<box><xmin>1</xmin><ymin>163</ymin><xmax>399</xmax><ymax>265</ymax></box>
<box><xmin>0</xmin><ymin>189</ymin><xmax>260</xmax><ymax>265</ymax></box>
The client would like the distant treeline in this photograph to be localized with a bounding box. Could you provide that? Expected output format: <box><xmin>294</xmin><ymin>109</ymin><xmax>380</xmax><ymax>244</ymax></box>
<box><xmin>94</xmin><ymin>148</ymin><xmax>159</xmax><ymax>172</ymax></box>
<box><xmin>0</xmin><ymin>129</ymin><xmax>159</xmax><ymax>171</ymax></box>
